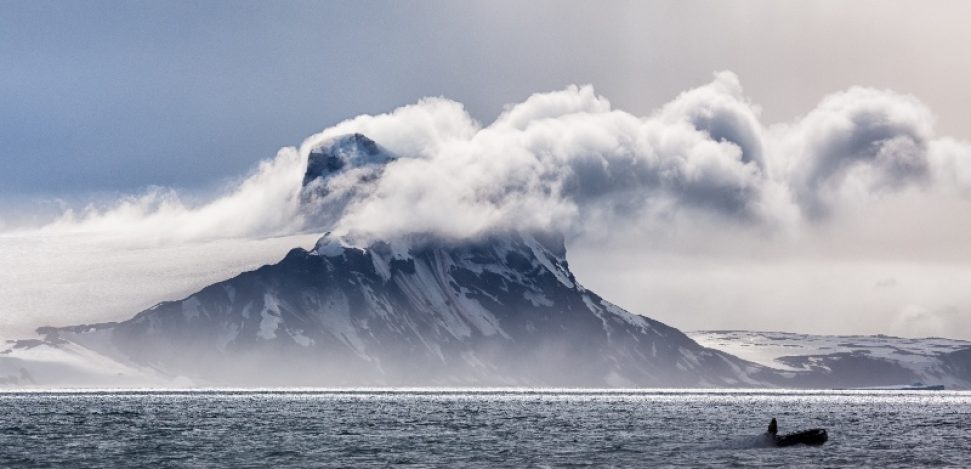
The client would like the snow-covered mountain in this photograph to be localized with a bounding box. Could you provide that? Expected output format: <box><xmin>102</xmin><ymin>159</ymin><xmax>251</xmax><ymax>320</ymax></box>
<box><xmin>27</xmin><ymin>133</ymin><xmax>774</xmax><ymax>387</ymax></box>
<box><xmin>36</xmin><ymin>231</ymin><xmax>774</xmax><ymax>387</ymax></box>
<box><xmin>10</xmin><ymin>132</ymin><xmax>971</xmax><ymax>389</ymax></box>
<box><xmin>690</xmin><ymin>330</ymin><xmax>971</xmax><ymax>389</ymax></box>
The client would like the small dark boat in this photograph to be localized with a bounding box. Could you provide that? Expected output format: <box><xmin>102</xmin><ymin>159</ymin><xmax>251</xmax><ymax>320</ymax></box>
<box><xmin>774</xmin><ymin>428</ymin><xmax>828</xmax><ymax>447</ymax></box>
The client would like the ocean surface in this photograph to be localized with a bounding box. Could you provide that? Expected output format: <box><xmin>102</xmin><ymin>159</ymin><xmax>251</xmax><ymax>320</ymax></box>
<box><xmin>1</xmin><ymin>389</ymin><xmax>968</xmax><ymax>467</ymax></box>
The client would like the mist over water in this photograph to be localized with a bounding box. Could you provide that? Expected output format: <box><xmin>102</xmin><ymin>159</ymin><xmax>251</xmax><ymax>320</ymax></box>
<box><xmin>1</xmin><ymin>389</ymin><xmax>967</xmax><ymax>467</ymax></box>
<box><xmin>0</xmin><ymin>233</ymin><xmax>319</xmax><ymax>342</ymax></box>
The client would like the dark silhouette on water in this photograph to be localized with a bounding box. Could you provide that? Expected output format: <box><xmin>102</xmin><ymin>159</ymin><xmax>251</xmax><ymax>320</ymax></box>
<box><xmin>766</xmin><ymin>418</ymin><xmax>828</xmax><ymax>447</ymax></box>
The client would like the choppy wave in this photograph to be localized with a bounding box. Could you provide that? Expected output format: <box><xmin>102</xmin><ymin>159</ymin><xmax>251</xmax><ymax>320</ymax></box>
<box><xmin>0</xmin><ymin>390</ymin><xmax>968</xmax><ymax>467</ymax></box>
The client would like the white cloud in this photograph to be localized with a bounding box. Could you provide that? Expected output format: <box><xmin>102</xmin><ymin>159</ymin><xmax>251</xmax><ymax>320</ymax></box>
<box><xmin>32</xmin><ymin>146</ymin><xmax>308</xmax><ymax>245</ymax></box>
<box><xmin>772</xmin><ymin>86</ymin><xmax>939</xmax><ymax>217</ymax></box>
<box><xmin>320</xmin><ymin>75</ymin><xmax>779</xmax><ymax>241</ymax></box>
<box><xmin>3</xmin><ymin>72</ymin><xmax>971</xmax><ymax>339</ymax></box>
<box><xmin>303</xmin><ymin>73</ymin><xmax>971</xmax><ymax>243</ymax></box>
<box><xmin>13</xmin><ymin>71</ymin><xmax>971</xmax><ymax>245</ymax></box>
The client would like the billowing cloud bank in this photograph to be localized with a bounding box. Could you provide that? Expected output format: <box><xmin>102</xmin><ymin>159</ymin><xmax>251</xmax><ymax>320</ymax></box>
<box><xmin>23</xmin><ymin>71</ymin><xmax>968</xmax><ymax>244</ymax></box>
<box><xmin>3</xmin><ymin>72</ymin><xmax>971</xmax><ymax>339</ymax></box>
<box><xmin>306</xmin><ymin>73</ymin><xmax>779</xmax><ymax>241</ymax></box>
<box><xmin>300</xmin><ymin>71</ymin><xmax>971</xmax><ymax>242</ymax></box>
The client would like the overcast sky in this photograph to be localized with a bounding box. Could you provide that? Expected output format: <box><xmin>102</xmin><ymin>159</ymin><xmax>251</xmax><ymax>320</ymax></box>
<box><xmin>4</xmin><ymin>0</ymin><xmax>971</xmax><ymax>197</ymax></box>
<box><xmin>2</xmin><ymin>1</ymin><xmax>971</xmax><ymax>341</ymax></box>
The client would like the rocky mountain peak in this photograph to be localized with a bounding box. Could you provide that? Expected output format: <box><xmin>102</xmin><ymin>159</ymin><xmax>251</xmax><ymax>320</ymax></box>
<box><xmin>302</xmin><ymin>133</ymin><xmax>393</xmax><ymax>188</ymax></box>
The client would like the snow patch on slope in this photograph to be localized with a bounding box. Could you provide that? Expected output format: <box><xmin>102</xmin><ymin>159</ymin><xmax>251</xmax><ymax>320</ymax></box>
<box><xmin>523</xmin><ymin>236</ymin><xmax>574</xmax><ymax>288</ymax></box>
<box><xmin>257</xmin><ymin>293</ymin><xmax>283</xmax><ymax>340</ymax></box>
<box><xmin>602</xmin><ymin>300</ymin><xmax>653</xmax><ymax>333</ymax></box>
<box><xmin>315</xmin><ymin>291</ymin><xmax>369</xmax><ymax>358</ymax></box>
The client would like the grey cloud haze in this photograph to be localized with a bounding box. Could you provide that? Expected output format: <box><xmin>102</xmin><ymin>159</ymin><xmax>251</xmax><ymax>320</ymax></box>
<box><xmin>2</xmin><ymin>73</ymin><xmax>971</xmax><ymax>341</ymax></box>
<box><xmin>262</xmin><ymin>73</ymin><xmax>971</xmax><ymax>242</ymax></box>
<box><xmin>21</xmin><ymin>72</ymin><xmax>968</xmax><ymax>242</ymax></box>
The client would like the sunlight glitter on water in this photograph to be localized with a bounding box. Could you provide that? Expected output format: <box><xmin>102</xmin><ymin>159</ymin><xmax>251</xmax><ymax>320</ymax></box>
<box><xmin>1</xmin><ymin>390</ymin><xmax>968</xmax><ymax>467</ymax></box>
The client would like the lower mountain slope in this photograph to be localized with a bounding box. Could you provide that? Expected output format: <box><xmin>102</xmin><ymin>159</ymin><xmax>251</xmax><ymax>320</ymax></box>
<box><xmin>41</xmin><ymin>232</ymin><xmax>774</xmax><ymax>387</ymax></box>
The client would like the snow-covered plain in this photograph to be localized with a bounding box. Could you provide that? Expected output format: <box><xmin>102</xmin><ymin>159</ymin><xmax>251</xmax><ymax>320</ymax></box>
<box><xmin>689</xmin><ymin>330</ymin><xmax>971</xmax><ymax>387</ymax></box>
<box><xmin>0</xmin><ymin>338</ymin><xmax>177</xmax><ymax>387</ymax></box>
<box><xmin>689</xmin><ymin>330</ymin><xmax>971</xmax><ymax>369</ymax></box>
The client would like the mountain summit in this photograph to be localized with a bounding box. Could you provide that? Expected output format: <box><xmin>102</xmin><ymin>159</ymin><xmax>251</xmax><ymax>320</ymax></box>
<box><xmin>302</xmin><ymin>133</ymin><xmax>393</xmax><ymax>188</ymax></box>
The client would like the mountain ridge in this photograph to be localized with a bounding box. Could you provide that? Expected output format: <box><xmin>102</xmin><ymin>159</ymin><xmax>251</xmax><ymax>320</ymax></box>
<box><xmin>37</xmin><ymin>230</ymin><xmax>775</xmax><ymax>387</ymax></box>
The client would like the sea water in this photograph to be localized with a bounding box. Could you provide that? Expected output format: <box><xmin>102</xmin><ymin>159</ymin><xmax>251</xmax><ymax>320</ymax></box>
<box><xmin>0</xmin><ymin>389</ymin><xmax>968</xmax><ymax>467</ymax></box>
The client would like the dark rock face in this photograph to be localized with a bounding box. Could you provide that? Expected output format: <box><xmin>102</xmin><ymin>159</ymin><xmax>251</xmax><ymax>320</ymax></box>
<box><xmin>302</xmin><ymin>133</ymin><xmax>389</xmax><ymax>187</ymax></box>
<box><xmin>298</xmin><ymin>133</ymin><xmax>395</xmax><ymax>227</ymax></box>
<box><xmin>46</xmin><ymin>232</ymin><xmax>774</xmax><ymax>387</ymax></box>
<box><xmin>940</xmin><ymin>348</ymin><xmax>971</xmax><ymax>384</ymax></box>
<box><xmin>777</xmin><ymin>352</ymin><xmax>922</xmax><ymax>388</ymax></box>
